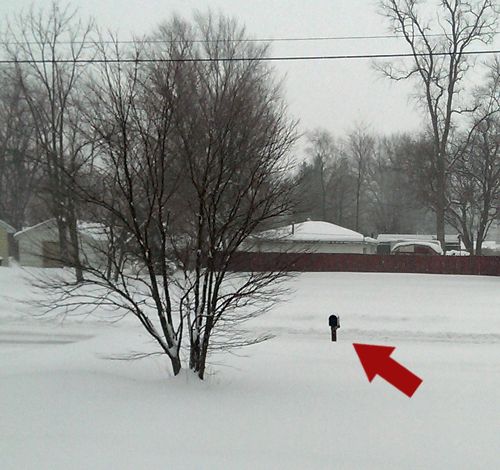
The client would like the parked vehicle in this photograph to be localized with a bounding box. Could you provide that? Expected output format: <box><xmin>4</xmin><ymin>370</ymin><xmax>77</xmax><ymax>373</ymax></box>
<box><xmin>391</xmin><ymin>241</ymin><xmax>443</xmax><ymax>255</ymax></box>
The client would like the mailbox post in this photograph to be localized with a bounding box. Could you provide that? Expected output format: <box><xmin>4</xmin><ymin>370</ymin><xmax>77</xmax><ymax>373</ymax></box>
<box><xmin>329</xmin><ymin>314</ymin><xmax>340</xmax><ymax>342</ymax></box>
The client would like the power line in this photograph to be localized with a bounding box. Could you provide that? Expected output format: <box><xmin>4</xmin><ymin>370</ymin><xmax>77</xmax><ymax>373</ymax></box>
<box><xmin>0</xmin><ymin>49</ymin><xmax>498</xmax><ymax>64</ymax></box>
<box><xmin>1</xmin><ymin>31</ymin><xmax>498</xmax><ymax>47</ymax></box>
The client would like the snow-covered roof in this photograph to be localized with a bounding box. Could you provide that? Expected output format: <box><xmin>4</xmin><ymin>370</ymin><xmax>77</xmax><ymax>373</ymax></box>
<box><xmin>255</xmin><ymin>221</ymin><xmax>376</xmax><ymax>243</ymax></box>
<box><xmin>392</xmin><ymin>241</ymin><xmax>444</xmax><ymax>255</ymax></box>
<box><xmin>15</xmin><ymin>219</ymin><xmax>108</xmax><ymax>241</ymax></box>
<box><xmin>0</xmin><ymin>219</ymin><xmax>16</xmax><ymax>234</ymax></box>
<box><xmin>14</xmin><ymin>219</ymin><xmax>56</xmax><ymax>238</ymax></box>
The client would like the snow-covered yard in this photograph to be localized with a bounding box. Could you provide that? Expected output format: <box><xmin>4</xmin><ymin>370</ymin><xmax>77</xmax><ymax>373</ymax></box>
<box><xmin>1</xmin><ymin>266</ymin><xmax>499</xmax><ymax>469</ymax></box>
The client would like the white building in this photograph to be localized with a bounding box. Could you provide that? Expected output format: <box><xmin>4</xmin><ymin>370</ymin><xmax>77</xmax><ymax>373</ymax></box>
<box><xmin>243</xmin><ymin>220</ymin><xmax>378</xmax><ymax>254</ymax></box>
<box><xmin>14</xmin><ymin>219</ymin><xmax>107</xmax><ymax>268</ymax></box>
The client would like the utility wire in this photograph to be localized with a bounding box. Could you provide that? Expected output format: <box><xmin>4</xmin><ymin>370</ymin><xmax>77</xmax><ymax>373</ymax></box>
<box><xmin>0</xmin><ymin>49</ymin><xmax>498</xmax><ymax>64</ymax></box>
<box><xmin>0</xmin><ymin>31</ymin><xmax>498</xmax><ymax>46</ymax></box>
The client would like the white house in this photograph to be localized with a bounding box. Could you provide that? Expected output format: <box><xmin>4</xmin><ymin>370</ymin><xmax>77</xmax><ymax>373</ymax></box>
<box><xmin>14</xmin><ymin>219</ymin><xmax>107</xmax><ymax>268</ymax></box>
<box><xmin>243</xmin><ymin>220</ymin><xmax>378</xmax><ymax>254</ymax></box>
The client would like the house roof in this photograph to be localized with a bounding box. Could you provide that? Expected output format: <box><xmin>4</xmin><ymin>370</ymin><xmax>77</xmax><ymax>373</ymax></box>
<box><xmin>14</xmin><ymin>219</ymin><xmax>56</xmax><ymax>239</ymax></box>
<box><xmin>255</xmin><ymin>220</ymin><xmax>376</xmax><ymax>243</ymax></box>
<box><xmin>0</xmin><ymin>219</ymin><xmax>16</xmax><ymax>234</ymax></box>
<box><xmin>15</xmin><ymin>219</ymin><xmax>108</xmax><ymax>241</ymax></box>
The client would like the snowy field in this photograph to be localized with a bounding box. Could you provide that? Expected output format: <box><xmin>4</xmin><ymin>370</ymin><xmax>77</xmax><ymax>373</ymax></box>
<box><xmin>1</xmin><ymin>266</ymin><xmax>499</xmax><ymax>469</ymax></box>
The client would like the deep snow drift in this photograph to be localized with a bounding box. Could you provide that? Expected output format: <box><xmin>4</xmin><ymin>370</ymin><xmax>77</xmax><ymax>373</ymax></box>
<box><xmin>1</xmin><ymin>266</ymin><xmax>499</xmax><ymax>469</ymax></box>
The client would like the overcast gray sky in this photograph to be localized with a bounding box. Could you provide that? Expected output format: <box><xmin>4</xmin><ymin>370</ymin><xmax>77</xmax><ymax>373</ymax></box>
<box><xmin>1</xmin><ymin>0</ymin><xmax>498</xmax><ymax>149</ymax></box>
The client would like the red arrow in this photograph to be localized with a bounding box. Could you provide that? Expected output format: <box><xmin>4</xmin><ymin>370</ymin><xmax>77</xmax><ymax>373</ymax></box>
<box><xmin>353</xmin><ymin>343</ymin><xmax>423</xmax><ymax>398</ymax></box>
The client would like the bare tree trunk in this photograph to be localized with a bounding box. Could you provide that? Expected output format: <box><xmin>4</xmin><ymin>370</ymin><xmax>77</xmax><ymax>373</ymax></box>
<box><xmin>66</xmin><ymin>202</ymin><xmax>83</xmax><ymax>282</ymax></box>
<box><xmin>355</xmin><ymin>179</ymin><xmax>361</xmax><ymax>232</ymax></box>
<box><xmin>436</xmin><ymin>169</ymin><xmax>447</xmax><ymax>252</ymax></box>
<box><xmin>55</xmin><ymin>216</ymin><xmax>69</xmax><ymax>263</ymax></box>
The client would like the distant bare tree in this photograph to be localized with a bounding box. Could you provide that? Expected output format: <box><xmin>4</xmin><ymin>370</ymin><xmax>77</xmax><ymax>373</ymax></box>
<box><xmin>305</xmin><ymin>130</ymin><xmax>336</xmax><ymax>220</ymax></box>
<box><xmin>346</xmin><ymin>124</ymin><xmax>375</xmax><ymax>232</ymax></box>
<box><xmin>327</xmin><ymin>150</ymin><xmax>355</xmax><ymax>227</ymax></box>
<box><xmin>0</xmin><ymin>70</ymin><xmax>40</xmax><ymax>229</ymax></box>
<box><xmin>448</xmin><ymin>58</ymin><xmax>500</xmax><ymax>253</ymax></box>
<box><xmin>378</xmin><ymin>0</ymin><xmax>499</xmax><ymax>250</ymax></box>
<box><xmin>3</xmin><ymin>1</ymin><xmax>95</xmax><ymax>280</ymax></box>
<box><xmin>295</xmin><ymin>130</ymin><xmax>336</xmax><ymax>221</ymax></box>
<box><xmin>367</xmin><ymin>134</ymin><xmax>431</xmax><ymax>234</ymax></box>
<box><xmin>294</xmin><ymin>130</ymin><xmax>354</xmax><ymax>227</ymax></box>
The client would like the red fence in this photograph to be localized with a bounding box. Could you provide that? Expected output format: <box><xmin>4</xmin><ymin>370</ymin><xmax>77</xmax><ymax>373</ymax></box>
<box><xmin>226</xmin><ymin>252</ymin><xmax>500</xmax><ymax>276</ymax></box>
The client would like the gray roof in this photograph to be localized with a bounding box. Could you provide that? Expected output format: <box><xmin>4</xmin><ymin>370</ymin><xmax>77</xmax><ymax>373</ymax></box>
<box><xmin>14</xmin><ymin>219</ymin><xmax>56</xmax><ymax>239</ymax></box>
<box><xmin>14</xmin><ymin>218</ymin><xmax>108</xmax><ymax>242</ymax></box>
<box><xmin>0</xmin><ymin>219</ymin><xmax>16</xmax><ymax>234</ymax></box>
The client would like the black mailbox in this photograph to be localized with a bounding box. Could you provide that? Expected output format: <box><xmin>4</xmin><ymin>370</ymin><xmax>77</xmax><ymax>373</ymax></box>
<box><xmin>329</xmin><ymin>314</ymin><xmax>340</xmax><ymax>342</ymax></box>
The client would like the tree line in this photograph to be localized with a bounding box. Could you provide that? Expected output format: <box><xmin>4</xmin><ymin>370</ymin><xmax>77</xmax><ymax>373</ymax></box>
<box><xmin>294</xmin><ymin>0</ymin><xmax>499</xmax><ymax>255</ymax></box>
<box><xmin>293</xmin><ymin>128</ymin><xmax>433</xmax><ymax>237</ymax></box>
<box><xmin>294</xmin><ymin>76</ymin><xmax>499</xmax><ymax>256</ymax></box>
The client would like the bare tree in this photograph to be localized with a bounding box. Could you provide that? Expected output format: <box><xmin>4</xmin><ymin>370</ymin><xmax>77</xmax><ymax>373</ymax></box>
<box><xmin>0</xmin><ymin>69</ymin><xmax>40</xmax><ymax>230</ymax></box>
<box><xmin>346</xmin><ymin>124</ymin><xmax>375</xmax><ymax>232</ymax></box>
<box><xmin>448</xmin><ymin>58</ymin><xmax>500</xmax><ymax>253</ymax></box>
<box><xmin>294</xmin><ymin>130</ymin><xmax>335</xmax><ymax>221</ymax></box>
<box><xmin>305</xmin><ymin>130</ymin><xmax>336</xmax><ymax>220</ymax></box>
<box><xmin>3</xmin><ymin>1</ymin><xmax>95</xmax><ymax>280</ymax></box>
<box><xmin>294</xmin><ymin>130</ymin><xmax>355</xmax><ymax>227</ymax></box>
<box><xmin>327</xmin><ymin>151</ymin><xmax>355</xmax><ymax>227</ymax></box>
<box><xmin>367</xmin><ymin>134</ymin><xmax>431</xmax><ymax>234</ymax></box>
<box><xmin>48</xmin><ymin>13</ymin><xmax>297</xmax><ymax>380</ymax></box>
<box><xmin>377</xmin><ymin>0</ymin><xmax>498</xmax><ymax>250</ymax></box>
